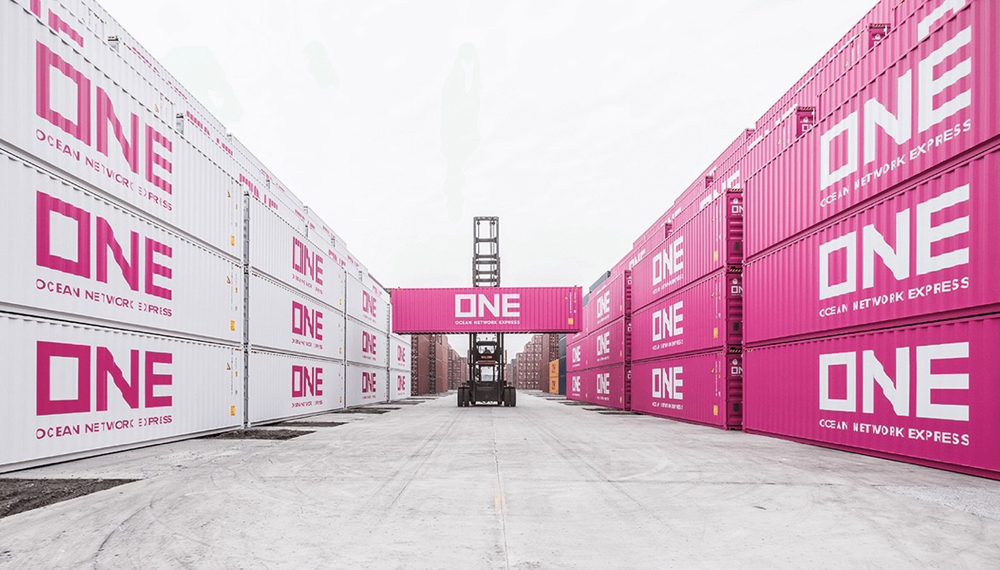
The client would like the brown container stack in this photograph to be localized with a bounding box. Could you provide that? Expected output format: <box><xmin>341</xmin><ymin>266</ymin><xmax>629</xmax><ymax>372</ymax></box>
<box><xmin>510</xmin><ymin>334</ymin><xmax>562</xmax><ymax>390</ymax></box>
<box><xmin>410</xmin><ymin>334</ymin><xmax>453</xmax><ymax>395</ymax></box>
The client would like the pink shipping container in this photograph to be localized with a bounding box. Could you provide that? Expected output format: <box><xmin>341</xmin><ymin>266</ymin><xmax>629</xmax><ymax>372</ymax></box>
<box><xmin>389</xmin><ymin>334</ymin><xmax>411</xmax><ymax>371</ymax></box>
<box><xmin>567</xmin><ymin>336</ymin><xmax>587</xmax><ymax>372</ymax></box>
<box><xmin>346</xmin><ymin>316</ymin><xmax>388</xmax><ymax>367</ymax></box>
<box><xmin>0</xmin><ymin>2</ymin><xmax>243</xmax><ymax>257</ymax></box>
<box><xmin>0</xmin><ymin>312</ymin><xmax>243</xmax><ymax>473</ymax></box>
<box><xmin>346</xmin><ymin>363</ymin><xmax>387</xmax><ymax>407</ymax></box>
<box><xmin>0</xmin><ymin>150</ymin><xmax>243</xmax><ymax>343</ymax></box>
<box><xmin>248</xmin><ymin>198</ymin><xmax>346</xmax><ymax>311</ymax></box>
<box><xmin>744</xmin><ymin>314</ymin><xmax>999</xmax><ymax>479</ymax></box>
<box><xmin>582</xmin><ymin>365</ymin><xmax>629</xmax><ymax>410</ymax></box>
<box><xmin>248</xmin><ymin>272</ymin><xmax>345</xmax><ymax>360</ymax></box>
<box><xmin>670</xmin><ymin>129</ymin><xmax>757</xmax><ymax>229</ymax></box>
<box><xmin>611</xmin><ymin>228</ymin><xmax>664</xmax><ymax>278</ymax></box>
<box><xmin>567</xmin><ymin>370</ymin><xmax>584</xmax><ymax>401</ymax></box>
<box><xmin>589</xmin><ymin>318</ymin><xmax>627</xmax><ymax>368</ymax></box>
<box><xmin>247</xmin><ymin>349</ymin><xmax>345</xmax><ymax>424</ymax></box>
<box><xmin>631</xmin><ymin>270</ymin><xmax>743</xmax><ymax>362</ymax></box>
<box><xmin>348</xmin><ymin>274</ymin><xmax>389</xmax><ymax>333</ymax></box>
<box><xmin>746</xmin><ymin>0</ymin><xmax>999</xmax><ymax>257</ymax></box>
<box><xmin>583</xmin><ymin>271</ymin><xmax>630</xmax><ymax>334</ymax></box>
<box><xmin>746</xmin><ymin>149</ymin><xmax>999</xmax><ymax>345</ymax></box>
<box><xmin>631</xmin><ymin>190</ymin><xmax>743</xmax><ymax>311</ymax></box>
<box><xmin>390</xmin><ymin>369</ymin><xmax>411</xmax><ymax>401</ymax></box>
<box><xmin>391</xmin><ymin>287</ymin><xmax>582</xmax><ymax>334</ymax></box>
<box><xmin>631</xmin><ymin>350</ymin><xmax>744</xmax><ymax>429</ymax></box>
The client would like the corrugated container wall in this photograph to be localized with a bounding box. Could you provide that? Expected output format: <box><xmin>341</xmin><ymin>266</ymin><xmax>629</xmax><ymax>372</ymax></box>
<box><xmin>744</xmin><ymin>315</ymin><xmax>999</xmax><ymax>478</ymax></box>
<box><xmin>0</xmin><ymin>313</ymin><xmax>243</xmax><ymax>472</ymax></box>
<box><xmin>0</xmin><ymin>150</ymin><xmax>243</xmax><ymax>344</ymax></box>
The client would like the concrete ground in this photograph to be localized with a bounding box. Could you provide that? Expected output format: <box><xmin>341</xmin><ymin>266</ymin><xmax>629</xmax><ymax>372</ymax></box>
<box><xmin>1</xmin><ymin>392</ymin><xmax>998</xmax><ymax>569</ymax></box>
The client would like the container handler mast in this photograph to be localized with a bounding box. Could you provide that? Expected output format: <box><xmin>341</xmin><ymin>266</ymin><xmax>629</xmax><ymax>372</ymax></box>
<box><xmin>457</xmin><ymin>217</ymin><xmax>516</xmax><ymax>407</ymax></box>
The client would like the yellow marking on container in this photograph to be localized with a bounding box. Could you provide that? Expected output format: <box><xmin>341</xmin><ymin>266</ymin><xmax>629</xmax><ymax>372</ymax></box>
<box><xmin>713</xmin><ymin>250</ymin><xmax>719</xmax><ymax>262</ymax></box>
<box><xmin>231</xmin><ymin>235</ymin><xmax>236</xmax><ymax>246</ymax></box>
<box><xmin>713</xmin><ymin>405</ymin><xmax>719</xmax><ymax>416</ymax></box>
<box><xmin>713</xmin><ymin>327</ymin><xmax>719</xmax><ymax>339</ymax></box>
<box><xmin>230</xmin><ymin>405</ymin><xmax>236</xmax><ymax>417</ymax></box>
<box><xmin>227</xmin><ymin>362</ymin><xmax>232</xmax><ymax>370</ymax></box>
<box><xmin>230</xmin><ymin>320</ymin><xmax>236</xmax><ymax>331</ymax></box>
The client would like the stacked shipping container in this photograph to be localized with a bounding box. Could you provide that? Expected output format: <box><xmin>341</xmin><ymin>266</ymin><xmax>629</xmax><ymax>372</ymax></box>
<box><xmin>742</xmin><ymin>0</ymin><xmax>1000</xmax><ymax>478</ymax></box>
<box><xmin>628</xmin><ymin>190</ymin><xmax>745</xmax><ymax>429</ymax></box>
<box><xmin>567</xmin><ymin>272</ymin><xmax>632</xmax><ymax>410</ymax></box>
<box><xmin>0</xmin><ymin>0</ymin><xmax>408</xmax><ymax>473</ymax></box>
<box><xmin>579</xmin><ymin>0</ymin><xmax>998</xmax><ymax>477</ymax></box>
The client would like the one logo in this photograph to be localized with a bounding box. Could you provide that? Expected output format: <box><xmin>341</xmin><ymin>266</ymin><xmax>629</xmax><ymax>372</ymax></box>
<box><xmin>652</xmin><ymin>302</ymin><xmax>683</xmax><ymax>342</ymax></box>
<box><xmin>36</xmin><ymin>191</ymin><xmax>173</xmax><ymax>300</ymax></box>
<box><xmin>291</xmin><ymin>365</ymin><xmax>323</xmax><ymax>398</ymax></box>
<box><xmin>652</xmin><ymin>366</ymin><xmax>683</xmax><ymax>400</ymax></box>
<box><xmin>362</xmin><ymin>371</ymin><xmax>379</xmax><ymax>394</ymax></box>
<box><xmin>291</xmin><ymin>301</ymin><xmax>324</xmax><ymax>340</ymax></box>
<box><xmin>652</xmin><ymin>237</ymin><xmax>684</xmax><ymax>286</ymax></box>
<box><xmin>291</xmin><ymin>237</ymin><xmax>323</xmax><ymax>286</ymax></box>
<box><xmin>454</xmin><ymin>293</ymin><xmax>520</xmax><ymax>318</ymax></box>
<box><xmin>35</xmin><ymin>341</ymin><xmax>172</xmax><ymax>415</ymax></box>
<box><xmin>818</xmin><ymin>342</ymin><xmax>969</xmax><ymax>420</ymax></box>
<box><xmin>818</xmin><ymin>185</ymin><xmax>969</xmax><ymax>301</ymax></box>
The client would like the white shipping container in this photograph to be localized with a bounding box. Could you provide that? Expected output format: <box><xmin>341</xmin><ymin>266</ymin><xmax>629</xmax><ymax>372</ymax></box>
<box><xmin>347</xmin><ymin>274</ymin><xmax>389</xmax><ymax>333</ymax></box>
<box><xmin>389</xmin><ymin>334</ymin><xmax>411</xmax><ymax>371</ymax></box>
<box><xmin>0</xmin><ymin>150</ymin><xmax>242</xmax><ymax>343</ymax></box>
<box><xmin>304</xmin><ymin>205</ymin><xmax>347</xmax><ymax>251</ymax></box>
<box><xmin>389</xmin><ymin>370</ymin><xmax>411</xmax><ymax>402</ymax></box>
<box><xmin>248</xmin><ymin>272</ymin><xmax>344</xmax><ymax>360</ymax></box>
<box><xmin>0</xmin><ymin>1</ymin><xmax>242</xmax><ymax>256</ymax></box>
<box><xmin>345</xmin><ymin>316</ymin><xmax>388</xmax><ymax>367</ymax></box>
<box><xmin>25</xmin><ymin>0</ymin><xmax>230</xmax><ymax>143</ymax></box>
<box><xmin>230</xmin><ymin>136</ymin><xmax>307</xmax><ymax>234</ymax></box>
<box><xmin>248</xmin><ymin>349</ymin><xmax>345</xmax><ymax>424</ymax></box>
<box><xmin>345</xmin><ymin>362</ymin><xmax>386</xmax><ymax>407</ymax></box>
<box><xmin>0</xmin><ymin>312</ymin><xmax>243</xmax><ymax>473</ymax></box>
<box><xmin>248</xmin><ymin>198</ymin><xmax>345</xmax><ymax>311</ymax></box>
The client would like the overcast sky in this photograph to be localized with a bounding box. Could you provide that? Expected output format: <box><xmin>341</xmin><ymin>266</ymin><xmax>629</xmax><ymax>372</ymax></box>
<box><xmin>99</xmin><ymin>0</ymin><xmax>877</xmax><ymax>356</ymax></box>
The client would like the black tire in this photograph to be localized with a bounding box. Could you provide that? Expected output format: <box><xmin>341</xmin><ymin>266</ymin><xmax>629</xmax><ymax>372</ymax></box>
<box><xmin>510</xmin><ymin>388</ymin><xmax>517</xmax><ymax>407</ymax></box>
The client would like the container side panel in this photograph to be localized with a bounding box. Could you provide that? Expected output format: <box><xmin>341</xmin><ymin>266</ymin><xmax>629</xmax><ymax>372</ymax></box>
<box><xmin>0</xmin><ymin>313</ymin><xmax>242</xmax><ymax>472</ymax></box>
<box><xmin>744</xmin><ymin>315</ymin><xmax>1000</xmax><ymax>475</ymax></box>
<box><xmin>248</xmin><ymin>350</ymin><xmax>345</xmax><ymax>423</ymax></box>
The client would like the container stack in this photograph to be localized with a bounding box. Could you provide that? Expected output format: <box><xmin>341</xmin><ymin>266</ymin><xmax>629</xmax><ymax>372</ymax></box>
<box><xmin>567</xmin><ymin>271</ymin><xmax>632</xmax><ymax>410</ymax></box>
<box><xmin>0</xmin><ymin>0</ymin><xmax>410</xmax><ymax>473</ymax></box>
<box><xmin>742</xmin><ymin>0</ymin><xmax>1000</xmax><ymax>477</ymax></box>
<box><xmin>344</xmin><ymin>274</ymin><xmax>390</xmax><ymax>406</ymax></box>
<box><xmin>389</xmin><ymin>333</ymin><xmax>413</xmax><ymax>401</ymax></box>
<box><xmin>0</xmin><ymin>0</ymin><xmax>244</xmax><ymax>469</ymax></box>
<box><xmin>243</xmin><ymin>139</ymin><xmax>348</xmax><ymax>425</ymax></box>
<box><xmin>629</xmin><ymin>189</ymin><xmax>744</xmax><ymax>429</ymax></box>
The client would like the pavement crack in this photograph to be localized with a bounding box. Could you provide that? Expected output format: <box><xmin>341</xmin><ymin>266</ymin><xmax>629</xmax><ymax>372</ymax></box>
<box><xmin>491</xmin><ymin>415</ymin><xmax>511</xmax><ymax>570</ymax></box>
